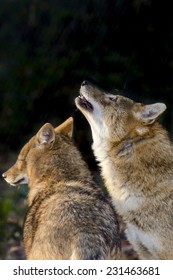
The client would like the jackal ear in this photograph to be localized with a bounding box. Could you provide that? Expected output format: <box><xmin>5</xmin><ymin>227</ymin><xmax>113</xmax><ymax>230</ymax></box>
<box><xmin>55</xmin><ymin>117</ymin><xmax>73</xmax><ymax>138</ymax></box>
<box><xmin>36</xmin><ymin>123</ymin><xmax>55</xmax><ymax>145</ymax></box>
<box><xmin>135</xmin><ymin>103</ymin><xmax>166</xmax><ymax>124</ymax></box>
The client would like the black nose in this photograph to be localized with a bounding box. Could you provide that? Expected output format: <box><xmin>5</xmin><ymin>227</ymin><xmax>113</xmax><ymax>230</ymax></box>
<box><xmin>81</xmin><ymin>80</ymin><xmax>89</xmax><ymax>86</ymax></box>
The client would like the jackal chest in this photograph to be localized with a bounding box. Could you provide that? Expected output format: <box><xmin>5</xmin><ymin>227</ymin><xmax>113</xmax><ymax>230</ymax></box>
<box><xmin>103</xmin><ymin>176</ymin><xmax>141</xmax><ymax>214</ymax></box>
<box><xmin>100</xmin><ymin>158</ymin><xmax>143</xmax><ymax>213</ymax></box>
<box><xmin>126</xmin><ymin>223</ymin><xmax>161</xmax><ymax>259</ymax></box>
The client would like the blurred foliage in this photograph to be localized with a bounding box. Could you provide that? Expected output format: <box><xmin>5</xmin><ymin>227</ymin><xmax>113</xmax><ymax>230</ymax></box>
<box><xmin>0</xmin><ymin>0</ymin><xmax>173</xmax><ymax>259</ymax></box>
<box><xmin>0</xmin><ymin>184</ymin><xmax>27</xmax><ymax>259</ymax></box>
<box><xmin>0</xmin><ymin>0</ymin><xmax>172</xmax><ymax>150</ymax></box>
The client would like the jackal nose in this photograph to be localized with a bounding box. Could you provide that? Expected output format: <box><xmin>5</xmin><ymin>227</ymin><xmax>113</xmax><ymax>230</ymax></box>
<box><xmin>81</xmin><ymin>80</ymin><xmax>89</xmax><ymax>86</ymax></box>
<box><xmin>2</xmin><ymin>173</ymin><xmax>6</xmax><ymax>179</ymax></box>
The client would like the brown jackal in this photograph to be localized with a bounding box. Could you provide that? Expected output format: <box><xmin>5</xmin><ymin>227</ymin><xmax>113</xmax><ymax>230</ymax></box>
<box><xmin>75</xmin><ymin>80</ymin><xmax>173</xmax><ymax>259</ymax></box>
<box><xmin>2</xmin><ymin>117</ymin><xmax>120</xmax><ymax>260</ymax></box>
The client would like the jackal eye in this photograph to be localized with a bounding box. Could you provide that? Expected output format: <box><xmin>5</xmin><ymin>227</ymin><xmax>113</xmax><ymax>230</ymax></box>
<box><xmin>109</xmin><ymin>96</ymin><xmax>117</xmax><ymax>102</ymax></box>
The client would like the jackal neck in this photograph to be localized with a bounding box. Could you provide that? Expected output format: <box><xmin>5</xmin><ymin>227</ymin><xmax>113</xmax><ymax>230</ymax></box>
<box><xmin>115</xmin><ymin>136</ymin><xmax>144</xmax><ymax>157</ymax></box>
<box><xmin>108</xmin><ymin>122</ymin><xmax>170</xmax><ymax>158</ymax></box>
<box><xmin>93</xmin><ymin>122</ymin><xmax>173</xmax><ymax>195</ymax></box>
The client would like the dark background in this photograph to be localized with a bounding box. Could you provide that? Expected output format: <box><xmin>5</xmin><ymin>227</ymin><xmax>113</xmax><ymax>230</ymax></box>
<box><xmin>0</xmin><ymin>0</ymin><xmax>173</xmax><ymax>259</ymax></box>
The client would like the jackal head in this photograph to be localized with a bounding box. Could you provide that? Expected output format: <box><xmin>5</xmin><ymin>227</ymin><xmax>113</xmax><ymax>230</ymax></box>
<box><xmin>2</xmin><ymin>118</ymin><xmax>73</xmax><ymax>187</ymax></box>
<box><xmin>75</xmin><ymin>81</ymin><xmax>166</xmax><ymax>144</ymax></box>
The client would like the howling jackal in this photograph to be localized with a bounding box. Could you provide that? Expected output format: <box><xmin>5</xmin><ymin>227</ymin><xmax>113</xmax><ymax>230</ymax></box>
<box><xmin>2</xmin><ymin>117</ymin><xmax>120</xmax><ymax>260</ymax></box>
<box><xmin>75</xmin><ymin>80</ymin><xmax>173</xmax><ymax>260</ymax></box>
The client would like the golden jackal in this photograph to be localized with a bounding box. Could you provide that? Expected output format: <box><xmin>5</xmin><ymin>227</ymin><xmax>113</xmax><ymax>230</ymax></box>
<box><xmin>75</xmin><ymin>80</ymin><xmax>173</xmax><ymax>260</ymax></box>
<box><xmin>2</xmin><ymin>117</ymin><xmax>120</xmax><ymax>260</ymax></box>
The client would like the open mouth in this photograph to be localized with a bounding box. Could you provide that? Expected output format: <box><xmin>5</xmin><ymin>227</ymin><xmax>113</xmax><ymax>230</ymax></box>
<box><xmin>12</xmin><ymin>177</ymin><xmax>26</xmax><ymax>186</ymax></box>
<box><xmin>77</xmin><ymin>94</ymin><xmax>93</xmax><ymax>111</ymax></box>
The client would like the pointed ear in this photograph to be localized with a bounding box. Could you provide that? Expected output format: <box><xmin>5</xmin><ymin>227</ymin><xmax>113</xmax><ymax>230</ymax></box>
<box><xmin>135</xmin><ymin>103</ymin><xmax>166</xmax><ymax>124</ymax></box>
<box><xmin>36</xmin><ymin>123</ymin><xmax>55</xmax><ymax>145</ymax></box>
<box><xmin>55</xmin><ymin>117</ymin><xmax>73</xmax><ymax>138</ymax></box>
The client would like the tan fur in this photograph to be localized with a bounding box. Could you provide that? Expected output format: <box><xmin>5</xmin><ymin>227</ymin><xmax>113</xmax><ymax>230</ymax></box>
<box><xmin>75</xmin><ymin>80</ymin><xmax>173</xmax><ymax>260</ymax></box>
<box><xmin>2</xmin><ymin>118</ymin><xmax>120</xmax><ymax>260</ymax></box>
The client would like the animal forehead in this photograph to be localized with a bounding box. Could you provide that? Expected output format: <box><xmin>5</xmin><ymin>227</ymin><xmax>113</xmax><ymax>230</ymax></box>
<box><xmin>116</xmin><ymin>94</ymin><xmax>134</xmax><ymax>102</ymax></box>
<box><xmin>106</xmin><ymin>93</ymin><xmax>135</xmax><ymax>106</ymax></box>
<box><xmin>18</xmin><ymin>136</ymin><xmax>35</xmax><ymax>160</ymax></box>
